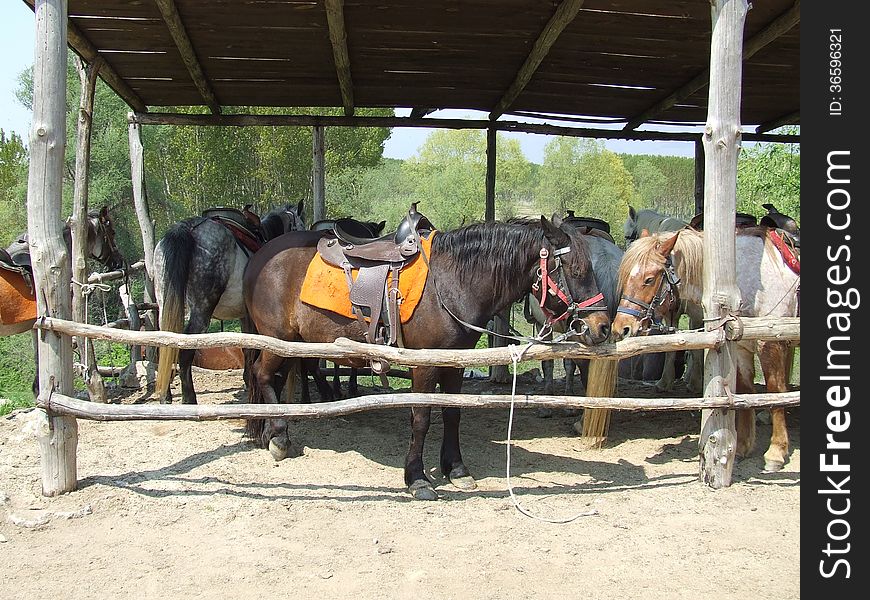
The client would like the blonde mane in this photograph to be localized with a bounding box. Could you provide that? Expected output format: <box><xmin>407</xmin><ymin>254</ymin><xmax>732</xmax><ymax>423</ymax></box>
<box><xmin>618</xmin><ymin>226</ymin><xmax>780</xmax><ymax>295</ymax></box>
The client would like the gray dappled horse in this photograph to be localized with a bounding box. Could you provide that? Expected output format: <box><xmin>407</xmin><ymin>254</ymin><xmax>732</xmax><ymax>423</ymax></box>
<box><xmin>154</xmin><ymin>201</ymin><xmax>305</xmax><ymax>404</ymax></box>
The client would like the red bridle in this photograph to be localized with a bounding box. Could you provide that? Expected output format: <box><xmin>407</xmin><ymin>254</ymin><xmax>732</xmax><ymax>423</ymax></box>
<box><xmin>533</xmin><ymin>246</ymin><xmax>605</xmax><ymax>326</ymax></box>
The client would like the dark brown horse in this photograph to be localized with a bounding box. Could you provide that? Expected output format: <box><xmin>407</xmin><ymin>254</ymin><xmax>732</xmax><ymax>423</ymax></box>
<box><xmin>243</xmin><ymin>215</ymin><xmax>612</xmax><ymax>500</ymax></box>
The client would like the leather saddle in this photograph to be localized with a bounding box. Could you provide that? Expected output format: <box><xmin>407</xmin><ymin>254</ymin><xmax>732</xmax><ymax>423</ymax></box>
<box><xmin>315</xmin><ymin>203</ymin><xmax>434</xmax><ymax>365</ymax></box>
<box><xmin>563</xmin><ymin>211</ymin><xmax>616</xmax><ymax>244</ymax></box>
<box><xmin>1</xmin><ymin>236</ymin><xmax>35</xmax><ymax>296</ymax></box>
<box><xmin>200</xmin><ymin>206</ymin><xmax>266</xmax><ymax>254</ymax></box>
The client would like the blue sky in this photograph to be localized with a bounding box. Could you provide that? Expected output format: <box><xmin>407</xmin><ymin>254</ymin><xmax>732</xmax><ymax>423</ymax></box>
<box><xmin>2</xmin><ymin>2</ymin><xmax>696</xmax><ymax>162</ymax></box>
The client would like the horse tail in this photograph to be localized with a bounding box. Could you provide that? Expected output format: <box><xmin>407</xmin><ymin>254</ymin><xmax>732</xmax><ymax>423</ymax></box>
<box><xmin>155</xmin><ymin>224</ymin><xmax>196</xmax><ymax>399</ymax></box>
<box><xmin>578</xmin><ymin>358</ymin><xmax>618</xmax><ymax>447</ymax></box>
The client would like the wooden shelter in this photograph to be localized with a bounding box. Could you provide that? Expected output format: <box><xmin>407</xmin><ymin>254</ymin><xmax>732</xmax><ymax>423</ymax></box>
<box><xmin>22</xmin><ymin>0</ymin><xmax>800</xmax><ymax>495</ymax></box>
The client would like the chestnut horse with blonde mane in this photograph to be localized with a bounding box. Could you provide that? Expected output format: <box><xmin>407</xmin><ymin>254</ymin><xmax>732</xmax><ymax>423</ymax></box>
<box><xmin>612</xmin><ymin>226</ymin><xmax>800</xmax><ymax>471</ymax></box>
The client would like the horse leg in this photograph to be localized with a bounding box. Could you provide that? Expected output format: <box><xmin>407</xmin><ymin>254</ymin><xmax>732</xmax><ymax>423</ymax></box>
<box><xmin>251</xmin><ymin>351</ymin><xmax>296</xmax><ymax>461</ymax></box>
<box><xmin>330</xmin><ymin>362</ymin><xmax>343</xmax><ymax>398</ymax></box>
<box><xmin>348</xmin><ymin>367</ymin><xmax>359</xmax><ymax>397</ymax></box>
<box><xmin>734</xmin><ymin>345</ymin><xmax>757</xmax><ymax>460</ymax></box>
<box><xmin>759</xmin><ymin>341</ymin><xmax>791</xmax><ymax>471</ymax></box>
<box><xmin>404</xmin><ymin>367</ymin><xmax>437</xmax><ymax>500</ymax></box>
<box><xmin>439</xmin><ymin>367</ymin><xmax>476</xmax><ymax>492</ymax></box>
<box><xmin>31</xmin><ymin>329</ymin><xmax>39</xmax><ymax>396</ymax></box>
<box><xmin>655</xmin><ymin>351</ymin><xmax>676</xmax><ymax>392</ymax></box>
<box><xmin>537</xmin><ymin>329</ymin><xmax>555</xmax><ymax>417</ymax></box>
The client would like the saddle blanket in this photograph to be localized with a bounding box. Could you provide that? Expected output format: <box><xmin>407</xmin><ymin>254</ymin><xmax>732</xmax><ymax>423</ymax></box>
<box><xmin>0</xmin><ymin>270</ymin><xmax>37</xmax><ymax>325</ymax></box>
<box><xmin>299</xmin><ymin>233</ymin><xmax>435</xmax><ymax>322</ymax></box>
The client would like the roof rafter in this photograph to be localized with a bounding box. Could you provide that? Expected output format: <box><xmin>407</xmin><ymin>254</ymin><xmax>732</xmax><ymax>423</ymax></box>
<box><xmin>23</xmin><ymin>0</ymin><xmax>147</xmax><ymax>113</ymax></box>
<box><xmin>325</xmin><ymin>0</ymin><xmax>355</xmax><ymax>117</ymax></box>
<box><xmin>488</xmin><ymin>0</ymin><xmax>586</xmax><ymax>121</ymax></box>
<box><xmin>756</xmin><ymin>110</ymin><xmax>799</xmax><ymax>134</ymax></box>
<box><xmin>153</xmin><ymin>0</ymin><xmax>221</xmax><ymax>114</ymax></box>
<box><xmin>623</xmin><ymin>0</ymin><xmax>800</xmax><ymax>130</ymax></box>
<box><xmin>409</xmin><ymin>108</ymin><xmax>436</xmax><ymax>119</ymax></box>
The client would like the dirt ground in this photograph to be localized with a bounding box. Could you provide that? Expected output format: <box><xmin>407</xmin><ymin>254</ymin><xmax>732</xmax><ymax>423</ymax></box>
<box><xmin>0</xmin><ymin>366</ymin><xmax>800</xmax><ymax>600</ymax></box>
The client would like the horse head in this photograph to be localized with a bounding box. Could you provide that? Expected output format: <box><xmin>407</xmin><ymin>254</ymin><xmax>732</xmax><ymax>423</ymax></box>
<box><xmin>538</xmin><ymin>214</ymin><xmax>611</xmax><ymax>345</ymax></box>
<box><xmin>612</xmin><ymin>231</ymin><xmax>681</xmax><ymax>341</ymax></box>
<box><xmin>87</xmin><ymin>206</ymin><xmax>125</xmax><ymax>271</ymax></box>
<box><xmin>260</xmin><ymin>199</ymin><xmax>306</xmax><ymax>240</ymax></box>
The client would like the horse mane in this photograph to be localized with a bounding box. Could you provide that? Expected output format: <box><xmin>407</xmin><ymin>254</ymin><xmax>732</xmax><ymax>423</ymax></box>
<box><xmin>584</xmin><ymin>235</ymin><xmax>622</xmax><ymax>316</ymax></box>
<box><xmin>618</xmin><ymin>226</ymin><xmax>778</xmax><ymax>293</ymax></box>
<box><xmin>432</xmin><ymin>218</ymin><xmax>561</xmax><ymax>302</ymax></box>
<box><xmin>260</xmin><ymin>204</ymin><xmax>301</xmax><ymax>240</ymax></box>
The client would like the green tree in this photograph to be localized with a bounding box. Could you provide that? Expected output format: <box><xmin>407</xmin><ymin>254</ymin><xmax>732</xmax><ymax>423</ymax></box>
<box><xmin>0</xmin><ymin>129</ymin><xmax>29</xmax><ymax>245</ymax></box>
<box><xmin>536</xmin><ymin>138</ymin><xmax>634</xmax><ymax>245</ymax></box>
<box><xmin>737</xmin><ymin>134</ymin><xmax>800</xmax><ymax>224</ymax></box>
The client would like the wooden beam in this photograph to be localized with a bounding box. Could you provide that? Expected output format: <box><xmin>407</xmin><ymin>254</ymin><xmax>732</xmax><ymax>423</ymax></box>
<box><xmin>489</xmin><ymin>0</ymin><xmax>586</xmax><ymax>120</ymax></box>
<box><xmin>36</xmin><ymin>315</ymin><xmax>800</xmax><ymax>366</ymax></box>
<box><xmin>153</xmin><ymin>0</ymin><xmax>221</xmax><ymax>114</ymax></box>
<box><xmin>756</xmin><ymin>110</ymin><xmax>799</xmax><ymax>134</ymax></box>
<box><xmin>623</xmin><ymin>0</ymin><xmax>801</xmax><ymax>130</ymax></box>
<box><xmin>698</xmin><ymin>0</ymin><xmax>750</xmax><ymax>489</ymax></box>
<box><xmin>39</xmin><ymin>389</ymin><xmax>800</xmax><ymax>422</ymax></box>
<box><xmin>324</xmin><ymin>0</ymin><xmax>355</xmax><ymax>117</ymax></box>
<box><xmin>694</xmin><ymin>139</ymin><xmax>705</xmax><ymax>215</ymax></box>
<box><xmin>312</xmin><ymin>125</ymin><xmax>326</xmax><ymax>222</ymax></box>
<box><xmin>28</xmin><ymin>0</ymin><xmax>78</xmax><ymax>496</ymax></box>
<box><xmin>71</xmin><ymin>55</ymin><xmax>107</xmax><ymax>402</ymax></box>
<box><xmin>410</xmin><ymin>108</ymin><xmax>436</xmax><ymax>119</ymax></box>
<box><xmin>23</xmin><ymin>0</ymin><xmax>147</xmax><ymax>113</ymax></box>
<box><xmin>129</xmin><ymin>112</ymin><xmax>800</xmax><ymax>144</ymax></box>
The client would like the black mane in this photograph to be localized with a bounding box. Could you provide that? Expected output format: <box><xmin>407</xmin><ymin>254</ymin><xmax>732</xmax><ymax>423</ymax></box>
<box><xmin>431</xmin><ymin>219</ymin><xmax>547</xmax><ymax>302</ymax></box>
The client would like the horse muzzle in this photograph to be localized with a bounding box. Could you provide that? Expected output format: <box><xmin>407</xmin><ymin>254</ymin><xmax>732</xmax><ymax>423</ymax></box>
<box><xmin>569</xmin><ymin>310</ymin><xmax>611</xmax><ymax>345</ymax></box>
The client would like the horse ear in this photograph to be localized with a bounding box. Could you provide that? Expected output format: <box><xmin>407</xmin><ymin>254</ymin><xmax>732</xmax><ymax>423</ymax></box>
<box><xmin>628</xmin><ymin>205</ymin><xmax>637</xmax><ymax>221</ymax></box>
<box><xmin>100</xmin><ymin>206</ymin><xmax>109</xmax><ymax>219</ymax></box>
<box><xmin>541</xmin><ymin>215</ymin><xmax>569</xmax><ymax>246</ymax></box>
<box><xmin>550</xmin><ymin>212</ymin><xmax>564</xmax><ymax>227</ymax></box>
<box><xmin>657</xmin><ymin>231</ymin><xmax>680</xmax><ymax>256</ymax></box>
<box><xmin>377</xmin><ymin>220</ymin><xmax>386</xmax><ymax>233</ymax></box>
<box><xmin>640</xmin><ymin>228</ymin><xmax>650</xmax><ymax>238</ymax></box>
<box><xmin>296</xmin><ymin>199</ymin><xmax>304</xmax><ymax>214</ymax></box>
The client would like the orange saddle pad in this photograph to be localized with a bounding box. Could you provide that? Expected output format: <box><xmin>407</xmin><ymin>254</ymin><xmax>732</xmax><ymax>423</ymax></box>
<box><xmin>300</xmin><ymin>232</ymin><xmax>435</xmax><ymax>323</ymax></box>
<box><xmin>0</xmin><ymin>270</ymin><xmax>37</xmax><ymax>325</ymax></box>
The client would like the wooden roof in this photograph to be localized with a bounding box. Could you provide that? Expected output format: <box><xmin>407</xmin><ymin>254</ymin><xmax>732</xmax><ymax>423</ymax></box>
<box><xmin>28</xmin><ymin>0</ymin><xmax>800</xmax><ymax>132</ymax></box>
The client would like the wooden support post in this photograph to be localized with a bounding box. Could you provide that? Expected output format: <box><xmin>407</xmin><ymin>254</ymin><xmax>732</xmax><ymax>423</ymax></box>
<box><xmin>128</xmin><ymin>120</ymin><xmax>156</xmax><ymax>326</ymax></box>
<box><xmin>312</xmin><ymin>125</ymin><xmax>326</xmax><ymax>223</ymax></box>
<box><xmin>485</xmin><ymin>127</ymin><xmax>509</xmax><ymax>382</ymax></box>
<box><xmin>28</xmin><ymin>0</ymin><xmax>77</xmax><ymax>496</ymax></box>
<box><xmin>71</xmin><ymin>55</ymin><xmax>106</xmax><ymax>403</ymax></box>
<box><xmin>698</xmin><ymin>0</ymin><xmax>748</xmax><ymax>489</ymax></box>
<box><xmin>694</xmin><ymin>138</ymin><xmax>705</xmax><ymax>216</ymax></box>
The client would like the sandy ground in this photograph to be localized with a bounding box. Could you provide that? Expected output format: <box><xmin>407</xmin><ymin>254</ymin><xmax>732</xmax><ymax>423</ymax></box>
<box><xmin>0</xmin><ymin>366</ymin><xmax>800</xmax><ymax>600</ymax></box>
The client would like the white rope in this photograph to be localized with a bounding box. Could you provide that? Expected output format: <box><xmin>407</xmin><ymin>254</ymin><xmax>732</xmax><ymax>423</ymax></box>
<box><xmin>505</xmin><ymin>343</ymin><xmax>599</xmax><ymax>523</ymax></box>
<box><xmin>70</xmin><ymin>279</ymin><xmax>113</xmax><ymax>375</ymax></box>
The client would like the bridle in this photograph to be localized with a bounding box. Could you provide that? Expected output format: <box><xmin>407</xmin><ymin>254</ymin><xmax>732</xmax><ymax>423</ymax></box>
<box><xmin>532</xmin><ymin>245</ymin><xmax>606</xmax><ymax>336</ymax></box>
<box><xmin>90</xmin><ymin>214</ymin><xmax>121</xmax><ymax>267</ymax></box>
<box><xmin>616</xmin><ymin>254</ymin><xmax>680</xmax><ymax>335</ymax></box>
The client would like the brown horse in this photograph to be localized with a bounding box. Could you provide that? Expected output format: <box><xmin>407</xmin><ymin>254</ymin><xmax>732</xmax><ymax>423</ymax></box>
<box><xmin>612</xmin><ymin>227</ymin><xmax>800</xmax><ymax>471</ymax></box>
<box><xmin>243</xmin><ymin>214</ymin><xmax>612</xmax><ymax>500</ymax></box>
<box><xmin>1</xmin><ymin>207</ymin><xmax>125</xmax><ymax>391</ymax></box>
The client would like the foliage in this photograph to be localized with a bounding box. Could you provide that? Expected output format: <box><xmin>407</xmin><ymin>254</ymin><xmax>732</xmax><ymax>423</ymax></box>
<box><xmin>0</xmin><ymin>128</ymin><xmax>29</xmax><ymax>245</ymax></box>
<box><xmin>535</xmin><ymin>138</ymin><xmax>634</xmax><ymax>246</ymax></box>
<box><xmin>737</xmin><ymin>130</ymin><xmax>800</xmax><ymax>224</ymax></box>
<box><xmin>621</xmin><ymin>154</ymin><xmax>695</xmax><ymax>221</ymax></box>
<box><xmin>0</xmin><ymin>334</ymin><xmax>35</xmax><ymax>403</ymax></box>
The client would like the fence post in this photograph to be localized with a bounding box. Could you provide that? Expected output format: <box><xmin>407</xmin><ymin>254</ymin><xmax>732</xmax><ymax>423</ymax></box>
<box><xmin>698</xmin><ymin>0</ymin><xmax>748</xmax><ymax>488</ymax></box>
<box><xmin>28</xmin><ymin>0</ymin><xmax>78</xmax><ymax>496</ymax></box>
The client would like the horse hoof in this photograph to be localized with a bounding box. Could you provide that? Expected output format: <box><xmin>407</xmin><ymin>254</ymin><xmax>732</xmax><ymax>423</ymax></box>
<box><xmin>408</xmin><ymin>480</ymin><xmax>438</xmax><ymax>501</ymax></box>
<box><xmin>536</xmin><ymin>407</ymin><xmax>554</xmax><ymax>419</ymax></box>
<box><xmin>763</xmin><ymin>459</ymin><xmax>785</xmax><ymax>473</ymax></box>
<box><xmin>268</xmin><ymin>436</ymin><xmax>291</xmax><ymax>461</ymax></box>
<box><xmin>450</xmin><ymin>474</ymin><xmax>477</xmax><ymax>491</ymax></box>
